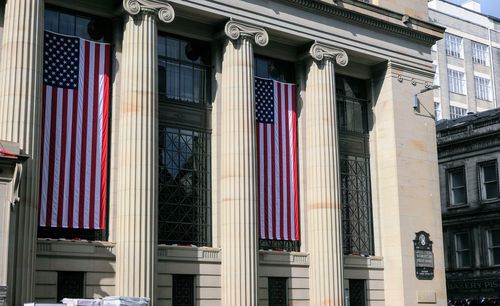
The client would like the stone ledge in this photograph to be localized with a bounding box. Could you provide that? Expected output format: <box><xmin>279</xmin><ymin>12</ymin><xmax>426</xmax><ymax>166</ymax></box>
<box><xmin>37</xmin><ymin>239</ymin><xmax>115</xmax><ymax>258</ymax></box>
<box><xmin>344</xmin><ymin>255</ymin><xmax>384</xmax><ymax>270</ymax></box>
<box><xmin>158</xmin><ymin>245</ymin><xmax>221</xmax><ymax>262</ymax></box>
<box><xmin>259</xmin><ymin>250</ymin><xmax>309</xmax><ymax>266</ymax></box>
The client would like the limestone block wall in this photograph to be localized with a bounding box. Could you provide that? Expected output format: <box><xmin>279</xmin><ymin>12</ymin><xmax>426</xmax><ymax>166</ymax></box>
<box><xmin>344</xmin><ymin>256</ymin><xmax>385</xmax><ymax>306</ymax></box>
<box><xmin>35</xmin><ymin>240</ymin><xmax>115</xmax><ymax>303</ymax></box>
<box><xmin>35</xmin><ymin>243</ymin><xmax>387</xmax><ymax>305</ymax></box>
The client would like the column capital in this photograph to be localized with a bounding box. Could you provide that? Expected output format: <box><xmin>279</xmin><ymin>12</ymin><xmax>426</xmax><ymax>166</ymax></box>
<box><xmin>224</xmin><ymin>20</ymin><xmax>269</xmax><ymax>47</ymax></box>
<box><xmin>123</xmin><ymin>0</ymin><xmax>175</xmax><ymax>23</ymax></box>
<box><xmin>309</xmin><ymin>42</ymin><xmax>348</xmax><ymax>66</ymax></box>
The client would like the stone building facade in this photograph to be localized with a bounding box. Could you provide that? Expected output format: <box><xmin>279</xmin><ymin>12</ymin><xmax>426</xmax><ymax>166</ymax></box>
<box><xmin>436</xmin><ymin>109</ymin><xmax>500</xmax><ymax>302</ymax></box>
<box><xmin>0</xmin><ymin>0</ymin><xmax>447</xmax><ymax>305</ymax></box>
<box><xmin>428</xmin><ymin>0</ymin><xmax>500</xmax><ymax>120</ymax></box>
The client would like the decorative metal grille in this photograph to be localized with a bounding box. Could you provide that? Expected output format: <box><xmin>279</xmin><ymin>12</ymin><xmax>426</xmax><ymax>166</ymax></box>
<box><xmin>259</xmin><ymin>239</ymin><xmax>300</xmax><ymax>252</ymax></box>
<box><xmin>172</xmin><ymin>275</ymin><xmax>194</xmax><ymax>306</ymax></box>
<box><xmin>349</xmin><ymin>279</ymin><xmax>366</xmax><ymax>306</ymax></box>
<box><xmin>158</xmin><ymin>127</ymin><xmax>211</xmax><ymax>246</ymax></box>
<box><xmin>38</xmin><ymin>227</ymin><xmax>106</xmax><ymax>241</ymax></box>
<box><xmin>268</xmin><ymin>277</ymin><xmax>287</xmax><ymax>306</ymax></box>
<box><xmin>57</xmin><ymin>271</ymin><xmax>84</xmax><ymax>302</ymax></box>
<box><xmin>341</xmin><ymin>155</ymin><xmax>373</xmax><ymax>255</ymax></box>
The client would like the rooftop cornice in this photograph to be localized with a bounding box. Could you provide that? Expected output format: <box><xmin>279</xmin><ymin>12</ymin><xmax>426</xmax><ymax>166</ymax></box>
<box><xmin>279</xmin><ymin>0</ymin><xmax>445</xmax><ymax>46</ymax></box>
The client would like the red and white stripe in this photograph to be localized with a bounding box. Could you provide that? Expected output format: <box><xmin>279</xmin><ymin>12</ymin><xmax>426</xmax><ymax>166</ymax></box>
<box><xmin>256</xmin><ymin>79</ymin><xmax>299</xmax><ymax>241</ymax></box>
<box><xmin>39</xmin><ymin>38</ymin><xmax>110</xmax><ymax>229</ymax></box>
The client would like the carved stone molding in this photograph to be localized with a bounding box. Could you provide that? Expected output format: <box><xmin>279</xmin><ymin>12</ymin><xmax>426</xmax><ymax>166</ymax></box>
<box><xmin>123</xmin><ymin>0</ymin><xmax>175</xmax><ymax>23</ymax></box>
<box><xmin>309</xmin><ymin>42</ymin><xmax>348</xmax><ymax>66</ymax></box>
<box><xmin>224</xmin><ymin>20</ymin><xmax>269</xmax><ymax>47</ymax></box>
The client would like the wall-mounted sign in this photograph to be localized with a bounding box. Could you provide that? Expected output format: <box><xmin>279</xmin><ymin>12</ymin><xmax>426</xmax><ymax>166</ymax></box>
<box><xmin>414</xmin><ymin>231</ymin><xmax>434</xmax><ymax>280</ymax></box>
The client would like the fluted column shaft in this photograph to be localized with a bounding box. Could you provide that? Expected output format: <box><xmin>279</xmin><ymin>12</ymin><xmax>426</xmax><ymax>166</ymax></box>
<box><xmin>0</xmin><ymin>0</ymin><xmax>44</xmax><ymax>304</ymax></box>
<box><xmin>115</xmin><ymin>11</ymin><xmax>158</xmax><ymax>300</ymax></box>
<box><xmin>304</xmin><ymin>43</ymin><xmax>348</xmax><ymax>306</ymax></box>
<box><xmin>220</xmin><ymin>20</ymin><xmax>268</xmax><ymax>306</ymax></box>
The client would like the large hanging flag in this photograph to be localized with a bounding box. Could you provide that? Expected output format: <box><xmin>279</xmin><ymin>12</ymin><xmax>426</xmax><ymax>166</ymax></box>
<box><xmin>255</xmin><ymin>77</ymin><xmax>299</xmax><ymax>241</ymax></box>
<box><xmin>39</xmin><ymin>31</ymin><xmax>110</xmax><ymax>229</ymax></box>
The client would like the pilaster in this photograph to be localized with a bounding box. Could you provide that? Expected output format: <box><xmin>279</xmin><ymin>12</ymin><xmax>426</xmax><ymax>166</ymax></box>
<box><xmin>219</xmin><ymin>19</ymin><xmax>268</xmax><ymax>306</ymax></box>
<box><xmin>0</xmin><ymin>0</ymin><xmax>44</xmax><ymax>304</ymax></box>
<box><xmin>115</xmin><ymin>0</ymin><xmax>174</xmax><ymax>301</ymax></box>
<box><xmin>303</xmin><ymin>42</ymin><xmax>348</xmax><ymax>306</ymax></box>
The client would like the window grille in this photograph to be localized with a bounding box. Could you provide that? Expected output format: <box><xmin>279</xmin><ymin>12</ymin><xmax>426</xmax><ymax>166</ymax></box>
<box><xmin>449</xmin><ymin>106</ymin><xmax>467</xmax><ymax>119</ymax></box>
<box><xmin>336</xmin><ymin>76</ymin><xmax>373</xmax><ymax>256</ymax></box>
<box><xmin>341</xmin><ymin>155</ymin><xmax>373</xmax><ymax>255</ymax></box>
<box><xmin>472</xmin><ymin>42</ymin><xmax>490</xmax><ymax>66</ymax></box>
<box><xmin>172</xmin><ymin>275</ymin><xmax>195</xmax><ymax>306</ymax></box>
<box><xmin>448</xmin><ymin>167</ymin><xmax>467</xmax><ymax>205</ymax></box>
<box><xmin>158</xmin><ymin>128</ymin><xmax>211</xmax><ymax>246</ymax></box>
<box><xmin>445</xmin><ymin>34</ymin><xmax>463</xmax><ymax>58</ymax></box>
<box><xmin>434</xmin><ymin>102</ymin><xmax>442</xmax><ymax>121</ymax></box>
<box><xmin>348</xmin><ymin>279</ymin><xmax>366</xmax><ymax>306</ymax></box>
<box><xmin>448</xmin><ymin>69</ymin><xmax>466</xmax><ymax>95</ymax></box>
<box><xmin>474</xmin><ymin>76</ymin><xmax>492</xmax><ymax>101</ymax></box>
<box><xmin>57</xmin><ymin>272</ymin><xmax>84</xmax><ymax>302</ymax></box>
<box><xmin>479</xmin><ymin>161</ymin><xmax>499</xmax><ymax>200</ymax></box>
<box><xmin>268</xmin><ymin>278</ymin><xmax>288</xmax><ymax>306</ymax></box>
<box><xmin>488</xmin><ymin>229</ymin><xmax>500</xmax><ymax>266</ymax></box>
<box><xmin>455</xmin><ymin>232</ymin><xmax>471</xmax><ymax>268</ymax></box>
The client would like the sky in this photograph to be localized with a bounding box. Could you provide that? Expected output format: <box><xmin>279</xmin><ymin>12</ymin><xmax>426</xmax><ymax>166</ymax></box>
<box><xmin>447</xmin><ymin>0</ymin><xmax>500</xmax><ymax>18</ymax></box>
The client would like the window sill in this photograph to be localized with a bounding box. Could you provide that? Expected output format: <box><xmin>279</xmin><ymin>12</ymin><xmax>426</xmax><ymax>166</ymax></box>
<box><xmin>480</xmin><ymin>198</ymin><xmax>499</xmax><ymax>204</ymax></box>
<box><xmin>447</xmin><ymin>203</ymin><xmax>469</xmax><ymax>210</ymax></box>
<box><xmin>449</xmin><ymin>91</ymin><xmax>467</xmax><ymax>96</ymax></box>
<box><xmin>475</xmin><ymin>98</ymin><xmax>493</xmax><ymax>103</ymax></box>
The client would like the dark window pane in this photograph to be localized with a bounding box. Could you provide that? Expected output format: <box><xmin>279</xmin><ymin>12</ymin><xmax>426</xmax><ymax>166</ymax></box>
<box><xmin>166</xmin><ymin>61</ymin><xmax>180</xmax><ymax>100</ymax></box>
<box><xmin>452</xmin><ymin>188</ymin><xmax>466</xmax><ymax>204</ymax></box>
<box><xmin>491</xmin><ymin>230</ymin><xmax>500</xmax><ymax>245</ymax></box>
<box><xmin>254</xmin><ymin>56</ymin><xmax>295</xmax><ymax>83</ymax></box>
<box><xmin>75</xmin><ymin>17</ymin><xmax>91</xmax><ymax>40</ymax></box>
<box><xmin>45</xmin><ymin>10</ymin><xmax>59</xmax><ymax>32</ymax></box>
<box><xmin>166</xmin><ymin>36</ymin><xmax>180</xmax><ymax>59</ymax></box>
<box><xmin>57</xmin><ymin>272</ymin><xmax>84</xmax><ymax>302</ymax></box>
<box><xmin>456</xmin><ymin>233</ymin><xmax>469</xmax><ymax>249</ymax></box>
<box><xmin>158</xmin><ymin>35</ymin><xmax>166</xmax><ymax>57</ymax></box>
<box><xmin>349</xmin><ymin>279</ymin><xmax>366</xmax><ymax>306</ymax></box>
<box><xmin>268</xmin><ymin>278</ymin><xmax>287</xmax><ymax>306</ymax></box>
<box><xmin>458</xmin><ymin>251</ymin><xmax>471</xmax><ymax>267</ymax></box>
<box><xmin>451</xmin><ymin>170</ymin><xmax>465</xmax><ymax>187</ymax></box>
<box><xmin>180</xmin><ymin>64</ymin><xmax>194</xmax><ymax>102</ymax></box>
<box><xmin>483</xmin><ymin>164</ymin><xmax>497</xmax><ymax>181</ymax></box>
<box><xmin>172</xmin><ymin>275</ymin><xmax>194</xmax><ymax>306</ymax></box>
<box><xmin>59</xmin><ymin>13</ymin><xmax>75</xmax><ymax>35</ymax></box>
<box><xmin>485</xmin><ymin>182</ymin><xmax>498</xmax><ymax>199</ymax></box>
<box><xmin>159</xmin><ymin>64</ymin><xmax>167</xmax><ymax>95</ymax></box>
<box><xmin>493</xmin><ymin>248</ymin><xmax>500</xmax><ymax>265</ymax></box>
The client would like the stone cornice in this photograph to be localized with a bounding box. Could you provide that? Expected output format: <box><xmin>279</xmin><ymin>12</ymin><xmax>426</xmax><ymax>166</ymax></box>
<box><xmin>278</xmin><ymin>0</ymin><xmax>444</xmax><ymax>46</ymax></box>
<box><xmin>224</xmin><ymin>20</ymin><xmax>269</xmax><ymax>47</ymax></box>
<box><xmin>123</xmin><ymin>0</ymin><xmax>175</xmax><ymax>23</ymax></box>
<box><xmin>309</xmin><ymin>42</ymin><xmax>348</xmax><ymax>66</ymax></box>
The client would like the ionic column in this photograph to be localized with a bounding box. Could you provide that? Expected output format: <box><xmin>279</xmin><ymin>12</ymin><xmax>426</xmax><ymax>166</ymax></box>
<box><xmin>115</xmin><ymin>0</ymin><xmax>174</xmax><ymax>301</ymax></box>
<box><xmin>0</xmin><ymin>0</ymin><xmax>44</xmax><ymax>304</ymax></box>
<box><xmin>304</xmin><ymin>42</ymin><xmax>348</xmax><ymax>306</ymax></box>
<box><xmin>219</xmin><ymin>20</ymin><xmax>268</xmax><ymax>306</ymax></box>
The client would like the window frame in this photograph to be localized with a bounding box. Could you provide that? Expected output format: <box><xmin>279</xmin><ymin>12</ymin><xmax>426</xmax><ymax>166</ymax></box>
<box><xmin>474</xmin><ymin>76</ymin><xmax>493</xmax><ymax>101</ymax></box>
<box><xmin>157</xmin><ymin>32</ymin><xmax>212</xmax><ymax>247</ymax></box>
<box><xmin>454</xmin><ymin>232</ymin><xmax>472</xmax><ymax>268</ymax></box>
<box><xmin>478</xmin><ymin>160</ymin><xmax>499</xmax><ymax>202</ymax></box>
<box><xmin>449</xmin><ymin>105</ymin><xmax>467</xmax><ymax>119</ymax></box>
<box><xmin>445</xmin><ymin>34</ymin><xmax>464</xmax><ymax>58</ymax></box>
<box><xmin>447</xmin><ymin>69</ymin><xmax>466</xmax><ymax>95</ymax></box>
<box><xmin>487</xmin><ymin>229</ymin><xmax>500</xmax><ymax>267</ymax></box>
<box><xmin>447</xmin><ymin>166</ymin><xmax>467</xmax><ymax>207</ymax></box>
<box><xmin>472</xmin><ymin>41</ymin><xmax>490</xmax><ymax>66</ymax></box>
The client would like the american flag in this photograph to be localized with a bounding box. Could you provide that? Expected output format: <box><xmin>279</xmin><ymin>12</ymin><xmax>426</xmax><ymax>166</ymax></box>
<box><xmin>255</xmin><ymin>77</ymin><xmax>299</xmax><ymax>241</ymax></box>
<box><xmin>38</xmin><ymin>31</ymin><xmax>110</xmax><ymax>229</ymax></box>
